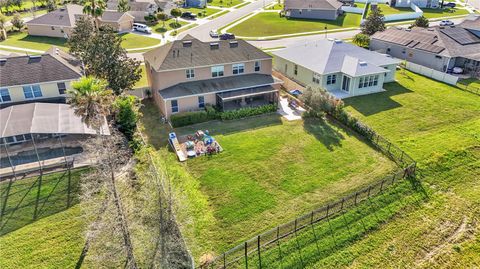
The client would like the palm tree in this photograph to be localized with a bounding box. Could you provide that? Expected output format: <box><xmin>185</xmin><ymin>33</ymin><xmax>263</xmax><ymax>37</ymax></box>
<box><xmin>82</xmin><ymin>0</ymin><xmax>107</xmax><ymax>29</ymax></box>
<box><xmin>69</xmin><ymin>76</ymin><xmax>113</xmax><ymax>130</ymax></box>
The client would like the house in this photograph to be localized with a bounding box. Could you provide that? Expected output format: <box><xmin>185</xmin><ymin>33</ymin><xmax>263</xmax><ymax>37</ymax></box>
<box><xmin>0</xmin><ymin>47</ymin><xmax>83</xmax><ymax>108</ymax></box>
<box><xmin>284</xmin><ymin>0</ymin><xmax>343</xmax><ymax>20</ymax></box>
<box><xmin>370</xmin><ymin>15</ymin><xmax>480</xmax><ymax>76</ymax></box>
<box><xmin>392</xmin><ymin>0</ymin><xmax>439</xmax><ymax>8</ymax></box>
<box><xmin>271</xmin><ymin>39</ymin><xmax>400</xmax><ymax>98</ymax></box>
<box><xmin>143</xmin><ymin>35</ymin><xmax>282</xmax><ymax>118</ymax></box>
<box><xmin>26</xmin><ymin>4</ymin><xmax>134</xmax><ymax>38</ymax></box>
<box><xmin>107</xmin><ymin>0</ymin><xmax>159</xmax><ymax>22</ymax></box>
<box><xmin>185</xmin><ymin>0</ymin><xmax>207</xmax><ymax>8</ymax></box>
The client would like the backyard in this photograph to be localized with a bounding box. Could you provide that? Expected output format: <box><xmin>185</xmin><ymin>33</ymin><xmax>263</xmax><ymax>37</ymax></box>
<box><xmin>228</xmin><ymin>12</ymin><xmax>362</xmax><ymax>37</ymax></box>
<box><xmin>208</xmin><ymin>0</ymin><xmax>244</xmax><ymax>8</ymax></box>
<box><xmin>140</xmin><ymin>101</ymin><xmax>398</xmax><ymax>258</ymax></box>
<box><xmin>366</xmin><ymin>3</ymin><xmax>413</xmax><ymax>16</ymax></box>
<box><xmin>421</xmin><ymin>7</ymin><xmax>470</xmax><ymax>18</ymax></box>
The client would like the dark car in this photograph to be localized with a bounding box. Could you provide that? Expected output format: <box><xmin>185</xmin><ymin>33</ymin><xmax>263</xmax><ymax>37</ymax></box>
<box><xmin>443</xmin><ymin>2</ymin><xmax>456</xmax><ymax>8</ymax></box>
<box><xmin>181</xmin><ymin>12</ymin><xmax>197</xmax><ymax>20</ymax></box>
<box><xmin>219</xmin><ymin>33</ymin><xmax>235</xmax><ymax>40</ymax></box>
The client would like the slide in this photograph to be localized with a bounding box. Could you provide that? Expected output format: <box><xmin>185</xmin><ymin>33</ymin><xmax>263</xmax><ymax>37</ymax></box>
<box><xmin>168</xmin><ymin>132</ymin><xmax>187</xmax><ymax>162</ymax></box>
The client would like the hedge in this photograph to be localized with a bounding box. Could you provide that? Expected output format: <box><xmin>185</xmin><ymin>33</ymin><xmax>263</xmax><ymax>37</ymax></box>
<box><xmin>220</xmin><ymin>104</ymin><xmax>278</xmax><ymax>120</ymax></box>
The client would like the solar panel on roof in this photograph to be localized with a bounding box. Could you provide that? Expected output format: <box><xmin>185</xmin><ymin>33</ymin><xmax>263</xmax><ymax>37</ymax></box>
<box><xmin>440</xmin><ymin>27</ymin><xmax>480</xmax><ymax>45</ymax></box>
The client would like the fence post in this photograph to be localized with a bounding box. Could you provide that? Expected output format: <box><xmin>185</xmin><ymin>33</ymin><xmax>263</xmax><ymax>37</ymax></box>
<box><xmin>367</xmin><ymin>185</ymin><xmax>372</xmax><ymax>198</ymax></box>
<box><xmin>244</xmin><ymin>242</ymin><xmax>248</xmax><ymax>269</ymax></box>
<box><xmin>310</xmin><ymin>211</ymin><xmax>314</xmax><ymax>225</ymax></box>
<box><xmin>223</xmin><ymin>253</ymin><xmax>226</xmax><ymax>269</ymax></box>
<box><xmin>341</xmin><ymin>198</ymin><xmax>344</xmax><ymax>211</ymax></box>
<box><xmin>257</xmin><ymin>235</ymin><xmax>262</xmax><ymax>269</ymax></box>
<box><xmin>380</xmin><ymin>179</ymin><xmax>384</xmax><ymax>192</ymax></box>
<box><xmin>326</xmin><ymin>204</ymin><xmax>330</xmax><ymax>218</ymax></box>
<box><xmin>294</xmin><ymin>219</ymin><xmax>297</xmax><ymax>233</ymax></box>
<box><xmin>400</xmin><ymin>151</ymin><xmax>404</xmax><ymax>164</ymax></box>
<box><xmin>392</xmin><ymin>173</ymin><xmax>396</xmax><ymax>184</ymax></box>
<box><xmin>354</xmin><ymin>192</ymin><xmax>358</xmax><ymax>205</ymax></box>
<box><xmin>387</xmin><ymin>142</ymin><xmax>392</xmax><ymax>156</ymax></box>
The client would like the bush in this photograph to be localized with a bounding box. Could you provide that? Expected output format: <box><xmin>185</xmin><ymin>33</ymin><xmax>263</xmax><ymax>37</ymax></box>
<box><xmin>113</xmin><ymin>95</ymin><xmax>142</xmax><ymax>140</ymax></box>
<box><xmin>170</xmin><ymin>110</ymin><xmax>217</xmax><ymax>127</ymax></box>
<box><xmin>220</xmin><ymin>104</ymin><xmax>277</xmax><ymax>121</ymax></box>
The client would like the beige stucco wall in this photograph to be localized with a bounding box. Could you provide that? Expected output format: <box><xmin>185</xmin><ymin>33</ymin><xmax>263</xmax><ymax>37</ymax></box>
<box><xmin>2</xmin><ymin>80</ymin><xmax>73</xmax><ymax>105</ymax></box>
<box><xmin>27</xmin><ymin>24</ymin><xmax>72</xmax><ymax>38</ymax></box>
<box><xmin>164</xmin><ymin>93</ymin><xmax>216</xmax><ymax>118</ymax></box>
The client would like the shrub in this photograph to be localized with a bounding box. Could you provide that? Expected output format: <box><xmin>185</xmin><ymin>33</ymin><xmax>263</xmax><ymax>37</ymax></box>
<box><xmin>220</xmin><ymin>104</ymin><xmax>277</xmax><ymax>121</ymax></box>
<box><xmin>113</xmin><ymin>95</ymin><xmax>142</xmax><ymax>140</ymax></box>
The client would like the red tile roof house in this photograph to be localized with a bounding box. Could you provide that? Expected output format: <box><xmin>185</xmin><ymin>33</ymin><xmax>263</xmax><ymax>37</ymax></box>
<box><xmin>143</xmin><ymin>35</ymin><xmax>283</xmax><ymax>119</ymax></box>
<box><xmin>26</xmin><ymin>4</ymin><xmax>134</xmax><ymax>38</ymax></box>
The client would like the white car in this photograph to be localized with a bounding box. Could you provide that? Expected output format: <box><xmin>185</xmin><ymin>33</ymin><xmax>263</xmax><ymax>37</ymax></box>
<box><xmin>439</xmin><ymin>20</ymin><xmax>454</xmax><ymax>26</ymax></box>
<box><xmin>209</xmin><ymin>29</ymin><xmax>219</xmax><ymax>38</ymax></box>
<box><xmin>133</xmin><ymin>23</ymin><xmax>152</xmax><ymax>34</ymax></box>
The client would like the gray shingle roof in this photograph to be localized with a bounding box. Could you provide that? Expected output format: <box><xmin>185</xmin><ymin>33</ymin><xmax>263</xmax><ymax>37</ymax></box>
<box><xmin>284</xmin><ymin>0</ymin><xmax>343</xmax><ymax>10</ymax></box>
<box><xmin>272</xmin><ymin>39</ymin><xmax>399</xmax><ymax>76</ymax></box>
<box><xmin>0</xmin><ymin>50</ymin><xmax>82</xmax><ymax>87</ymax></box>
<box><xmin>143</xmin><ymin>35</ymin><xmax>272</xmax><ymax>71</ymax></box>
<box><xmin>159</xmin><ymin>74</ymin><xmax>282</xmax><ymax>99</ymax></box>
<box><xmin>101</xmin><ymin>10</ymin><xmax>132</xmax><ymax>22</ymax></box>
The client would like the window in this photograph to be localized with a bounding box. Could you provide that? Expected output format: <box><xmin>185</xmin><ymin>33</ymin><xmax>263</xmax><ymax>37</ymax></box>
<box><xmin>358</xmin><ymin>77</ymin><xmax>363</xmax><ymax>88</ymax></box>
<box><xmin>51</xmin><ymin>26</ymin><xmax>55</xmax><ymax>30</ymax></box>
<box><xmin>373</xmin><ymin>75</ymin><xmax>379</xmax><ymax>86</ymax></box>
<box><xmin>327</xmin><ymin>74</ymin><xmax>336</xmax><ymax>85</ymax></box>
<box><xmin>23</xmin><ymin>85</ymin><xmax>42</xmax><ymax>99</ymax></box>
<box><xmin>363</xmin><ymin>77</ymin><xmax>369</xmax><ymax>88</ymax></box>
<box><xmin>435</xmin><ymin>55</ymin><xmax>442</xmax><ymax>59</ymax></box>
<box><xmin>211</xmin><ymin>66</ymin><xmax>224</xmax><ymax>77</ymax></box>
<box><xmin>57</xmin><ymin>82</ymin><xmax>67</xmax><ymax>94</ymax></box>
<box><xmin>198</xmin><ymin>96</ymin><xmax>205</xmax><ymax>108</ymax></box>
<box><xmin>232</xmin><ymin>63</ymin><xmax>245</xmax><ymax>75</ymax></box>
<box><xmin>294</xmin><ymin>64</ymin><xmax>298</xmax><ymax>75</ymax></box>
<box><xmin>186</xmin><ymin>69</ymin><xmax>195</xmax><ymax>79</ymax></box>
<box><xmin>254</xmin><ymin>61</ymin><xmax>261</xmax><ymax>72</ymax></box>
<box><xmin>386</xmin><ymin>48</ymin><xmax>391</xmax><ymax>52</ymax></box>
<box><xmin>0</xmin><ymin>88</ymin><xmax>11</xmax><ymax>102</ymax></box>
<box><xmin>368</xmin><ymin>76</ymin><xmax>374</xmax><ymax>87</ymax></box>
<box><xmin>312</xmin><ymin>72</ymin><xmax>321</xmax><ymax>84</ymax></box>
<box><xmin>171</xmin><ymin>100</ymin><xmax>178</xmax><ymax>113</ymax></box>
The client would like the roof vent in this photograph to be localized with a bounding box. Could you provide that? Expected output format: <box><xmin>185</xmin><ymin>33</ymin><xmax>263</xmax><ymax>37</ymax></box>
<box><xmin>427</xmin><ymin>28</ymin><xmax>434</xmax><ymax>31</ymax></box>
<box><xmin>210</xmin><ymin>42</ymin><xmax>219</xmax><ymax>49</ymax></box>
<box><xmin>182</xmin><ymin>40</ymin><xmax>192</xmax><ymax>47</ymax></box>
<box><xmin>29</xmin><ymin>55</ymin><xmax>42</xmax><ymax>59</ymax></box>
<box><xmin>359</xmin><ymin>61</ymin><xmax>367</xmax><ymax>66</ymax></box>
<box><xmin>0</xmin><ymin>58</ymin><xmax>6</xmax><ymax>63</ymax></box>
<box><xmin>229</xmin><ymin>40</ymin><xmax>238</xmax><ymax>48</ymax></box>
<box><xmin>334</xmin><ymin>39</ymin><xmax>343</xmax><ymax>44</ymax></box>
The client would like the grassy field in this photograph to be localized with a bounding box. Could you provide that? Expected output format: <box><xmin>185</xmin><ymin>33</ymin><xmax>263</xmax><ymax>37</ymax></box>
<box><xmin>135</xmin><ymin>65</ymin><xmax>148</xmax><ymax>88</ymax></box>
<box><xmin>140</xmin><ymin>102</ymin><xmax>398</xmax><ymax>259</ymax></box>
<box><xmin>151</xmin><ymin>19</ymin><xmax>189</xmax><ymax>34</ymax></box>
<box><xmin>0</xmin><ymin>169</ymin><xmax>88</xmax><ymax>268</ymax></box>
<box><xmin>182</xmin><ymin>7</ymin><xmax>222</xmax><ymax>17</ymax></box>
<box><xmin>208</xmin><ymin>0</ymin><xmax>244</xmax><ymax>7</ymax></box>
<box><xmin>422</xmin><ymin>7</ymin><xmax>470</xmax><ymax>18</ymax></box>
<box><xmin>119</xmin><ymin>33</ymin><xmax>160</xmax><ymax>49</ymax></box>
<box><xmin>367</xmin><ymin>4</ymin><xmax>413</xmax><ymax>16</ymax></box>
<box><xmin>229</xmin><ymin>12</ymin><xmax>362</xmax><ymax>37</ymax></box>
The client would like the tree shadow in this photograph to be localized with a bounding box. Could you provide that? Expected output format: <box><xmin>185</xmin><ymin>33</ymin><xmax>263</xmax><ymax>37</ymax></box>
<box><xmin>343</xmin><ymin>81</ymin><xmax>413</xmax><ymax>116</ymax></box>
<box><xmin>302</xmin><ymin>118</ymin><xmax>345</xmax><ymax>151</ymax></box>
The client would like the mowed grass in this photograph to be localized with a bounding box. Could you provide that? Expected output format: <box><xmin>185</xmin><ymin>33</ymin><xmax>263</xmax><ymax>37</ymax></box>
<box><xmin>422</xmin><ymin>7</ymin><xmax>470</xmax><ymax>18</ymax></box>
<box><xmin>208</xmin><ymin>0</ymin><xmax>244</xmax><ymax>7</ymax></box>
<box><xmin>229</xmin><ymin>12</ymin><xmax>362</xmax><ymax>37</ymax></box>
<box><xmin>367</xmin><ymin>4</ymin><xmax>413</xmax><ymax>16</ymax></box>
<box><xmin>151</xmin><ymin>19</ymin><xmax>189</xmax><ymax>33</ymax></box>
<box><xmin>119</xmin><ymin>33</ymin><xmax>160</xmax><ymax>49</ymax></box>
<box><xmin>0</xmin><ymin>31</ymin><xmax>67</xmax><ymax>51</ymax></box>
<box><xmin>141</xmin><ymin>104</ymin><xmax>397</xmax><ymax>258</ymax></box>
<box><xmin>0</xmin><ymin>169</ymin><xmax>88</xmax><ymax>268</ymax></box>
<box><xmin>182</xmin><ymin>7</ymin><xmax>222</xmax><ymax>17</ymax></box>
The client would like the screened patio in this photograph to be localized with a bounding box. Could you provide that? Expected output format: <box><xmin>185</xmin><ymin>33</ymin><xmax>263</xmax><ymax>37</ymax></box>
<box><xmin>216</xmin><ymin>86</ymin><xmax>279</xmax><ymax>111</ymax></box>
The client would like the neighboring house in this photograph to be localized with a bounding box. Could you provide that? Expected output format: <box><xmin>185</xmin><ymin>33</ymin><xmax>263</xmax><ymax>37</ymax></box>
<box><xmin>143</xmin><ymin>35</ymin><xmax>282</xmax><ymax>118</ymax></box>
<box><xmin>107</xmin><ymin>0</ymin><xmax>159</xmax><ymax>22</ymax></box>
<box><xmin>370</xmin><ymin>15</ymin><xmax>480</xmax><ymax>77</ymax></box>
<box><xmin>471</xmin><ymin>0</ymin><xmax>480</xmax><ymax>11</ymax></box>
<box><xmin>26</xmin><ymin>4</ymin><xmax>134</xmax><ymax>38</ymax></box>
<box><xmin>392</xmin><ymin>0</ymin><xmax>439</xmax><ymax>8</ymax></box>
<box><xmin>272</xmin><ymin>39</ymin><xmax>400</xmax><ymax>98</ymax></box>
<box><xmin>0</xmin><ymin>47</ymin><xmax>83</xmax><ymax>108</ymax></box>
<box><xmin>284</xmin><ymin>0</ymin><xmax>343</xmax><ymax>20</ymax></box>
<box><xmin>185</xmin><ymin>0</ymin><xmax>207</xmax><ymax>8</ymax></box>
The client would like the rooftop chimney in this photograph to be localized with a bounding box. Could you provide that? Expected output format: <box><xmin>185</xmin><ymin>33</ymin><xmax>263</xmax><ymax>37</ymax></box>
<box><xmin>182</xmin><ymin>40</ymin><xmax>192</xmax><ymax>47</ymax></box>
<box><xmin>359</xmin><ymin>61</ymin><xmax>367</xmax><ymax>66</ymax></box>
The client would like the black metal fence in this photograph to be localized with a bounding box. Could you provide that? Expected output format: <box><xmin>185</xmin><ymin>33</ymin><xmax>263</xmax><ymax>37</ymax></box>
<box><xmin>457</xmin><ymin>83</ymin><xmax>480</xmax><ymax>96</ymax></box>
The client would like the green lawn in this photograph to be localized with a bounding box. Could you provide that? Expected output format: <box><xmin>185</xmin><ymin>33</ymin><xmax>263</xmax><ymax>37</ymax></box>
<box><xmin>354</xmin><ymin>2</ymin><xmax>366</xmax><ymax>9</ymax></box>
<box><xmin>5</xmin><ymin>9</ymin><xmax>48</xmax><ymax>21</ymax></box>
<box><xmin>135</xmin><ymin>64</ymin><xmax>148</xmax><ymax>88</ymax></box>
<box><xmin>229</xmin><ymin>12</ymin><xmax>362</xmax><ymax>37</ymax></box>
<box><xmin>0</xmin><ymin>31</ymin><xmax>67</xmax><ymax>51</ymax></box>
<box><xmin>0</xmin><ymin>169</ymin><xmax>88</xmax><ymax>268</ymax></box>
<box><xmin>367</xmin><ymin>4</ymin><xmax>413</xmax><ymax>16</ymax></box>
<box><xmin>457</xmin><ymin>78</ymin><xmax>480</xmax><ymax>91</ymax></box>
<box><xmin>140</xmin><ymin>102</ymin><xmax>397</xmax><ymax>259</ymax></box>
<box><xmin>151</xmin><ymin>19</ymin><xmax>188</xmax><ymax>34</ymax></box>
<box><xmin>182</xmin><ymin>7</ymin><xmax>222</xmax><ymax>17</ymax></box>
<box><xmin>207</xmin><ymin>0</ymin><xmax>244</xmax><ymax>7</ymax></box>
<box><xmin>119</xmin><ymin>33</ymin><xmax>160</xmax><ymax>50</ymax></box>
<box><xmin>422</xmin><ymin>7</ymin><xmax>470</xmax><ymax>18</ymax></box>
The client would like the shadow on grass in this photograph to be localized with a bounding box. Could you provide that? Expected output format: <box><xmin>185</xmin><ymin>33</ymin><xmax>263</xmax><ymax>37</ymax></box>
<box><xmin>302</xmin><ymin>118</ymin><xmax>344</xmax><ymax>151</ymax></box>
<box><xmin>344</xmin><ymin>81</ymin><xmax>413</xmax><ymax>116</ymax></box>
<box><xmin>0</xmin><ymin>169</ymin><xmax>82</xmax><ymax>235</ymax></box>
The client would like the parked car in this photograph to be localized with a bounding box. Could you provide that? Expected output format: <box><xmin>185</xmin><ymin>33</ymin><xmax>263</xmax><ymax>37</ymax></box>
<box><xmin>443</xmin><ymin>2</ymin><xmax>456</xmax><ymax>8</ymax></box>
<box><xmin>439</xmin><ymin>20</ymin><xmax>454</xmax><ymax>26</ymax></box>
<box><xmin>181</xmin><ymin>12</ymin><xmax>197</xmax><ymax>20</ymax></box>
<box><xmin>289</xmin><ymin>89</ymin><xmax>303</xmax><ymax>97</ymax></box>
<box><xmin>209</xmin><ymin>29</ymin><xmax>219</xmax><ymax>38</ymax></box>
<box><xmin>133</xmin><ymin>23</ymin><xmax>152</xmax><ymax>34</ymax></box>
<box><xmin>219</xmin><ymin>33</ymin><xmax>235</xmax><ymax>40</ymax></box>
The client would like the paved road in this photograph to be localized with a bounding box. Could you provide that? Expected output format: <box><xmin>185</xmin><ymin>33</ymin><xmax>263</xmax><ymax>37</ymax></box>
<box><xmin>177</xmin><ymin>0</ymin><xmax>276</xmax><ymax>41</ymax></box>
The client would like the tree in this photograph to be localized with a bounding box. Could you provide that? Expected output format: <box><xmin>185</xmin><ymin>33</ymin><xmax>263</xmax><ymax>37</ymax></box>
<box><xmin>69</xmin><ymin>76</ymin><xmax>114</xmax><ymax>129</ymax></box>
<box><xmin>352</xmin><ymin>33</ymin><xmax>370</xmax><ymax>48</ymax></box>
<box><xmin>301</xmin><ymin>85</ymin><xmax>344</xmax><ymax>118</ymax></box>
<box><xmin>117</xmin><ymin>0</ymin><xmax>130</xmax><ymax>12</ymax></box>
<box><xmin>156</xmin><ymin>12</ymin><xmax>168</xmax><ymax>29</ymax></box>
<box><xmin>46</xmin><ymin>0</ymin><xmax>56</xmax><ymax>11</ymax></box>
<box><xmin>82</xmin><ymin>0</ymin><xmax>106</xmax><ymax>29</ymax></box>
<box><xmin>361</xmin><ymin>8</ymin><xmax>385</xmax><ymax>36</ymax></box>
<box><xmin>113</xmin><ymin>95</ymin><xmax>141</xmax><ymax>140</ymax></box>
<box><xmin>0</xmin><ymin>13</ymin><xmax>7</xmax><ymax>40</ymax></box>
<box><xmin>10</xmin><ymin>13</ymin><xmax>24</xmax><ymax>31</ymax></box>
<box><xmin>170</xmin><ymin>8</ymin><xmax>181</xmax><ymax>25</ymax></box>
<box><xmin>412</xmin><ymin>15</ymin><xmax>429</xmax><ymax>28</ymax></box>
<box><xmin>67</xmin><ymin>18</ymin><xmax>142</xmax><ymax>95</ymax></box>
